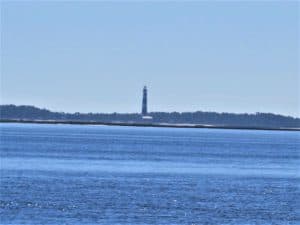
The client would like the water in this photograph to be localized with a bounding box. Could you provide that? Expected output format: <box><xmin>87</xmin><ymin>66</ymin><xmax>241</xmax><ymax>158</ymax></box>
<box><xmin>0</xmin><ymin>123</ymin><xmax>299</xmax><ymax>225</ymax></box>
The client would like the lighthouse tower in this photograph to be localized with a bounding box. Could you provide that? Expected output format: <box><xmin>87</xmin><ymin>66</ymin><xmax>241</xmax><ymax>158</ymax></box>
<box><xmin>141</xmin><ymin>86</ymin><xmax>152</xmax><ymax>120</ymax></box>
<box><xmin>142</xmin><ymin>86</ymin><xmax>147</xmax><ymax>116</ymax></box>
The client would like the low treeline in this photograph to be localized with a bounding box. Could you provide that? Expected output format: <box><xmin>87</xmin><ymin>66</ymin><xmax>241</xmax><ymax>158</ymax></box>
<box><xmin>1</xmin><ymin>104</ymin><xmax>299</xmax><ymax>128</ymax></box>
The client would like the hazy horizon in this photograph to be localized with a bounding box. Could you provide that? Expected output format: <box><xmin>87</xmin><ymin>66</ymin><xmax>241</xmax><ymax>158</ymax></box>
<box><xmin>1</xmin><ymin>1</ymin><xmax>299</xmax><ymax>117</ymax></box>
<box><xmin>2</xmin><ymin>103</ymin><xmax>300</xmax><ymax>119</ymax></box>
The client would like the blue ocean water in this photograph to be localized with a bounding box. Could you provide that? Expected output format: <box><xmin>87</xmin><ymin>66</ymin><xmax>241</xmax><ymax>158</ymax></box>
<box><xmin>0</xmin><ymin>123</ymin><xmax>299</xmax><ymax>225</ymax></box>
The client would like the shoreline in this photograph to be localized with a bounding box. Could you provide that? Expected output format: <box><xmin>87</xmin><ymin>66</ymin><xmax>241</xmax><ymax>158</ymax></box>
<box><xmin>0</xmin><ymin>119</ymin><xmax>299</xmax><ymax>131</ymax></box>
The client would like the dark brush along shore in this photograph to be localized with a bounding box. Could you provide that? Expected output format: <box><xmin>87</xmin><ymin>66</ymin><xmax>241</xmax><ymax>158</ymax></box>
<box><xmin>1</xmin><ymin>119</ymin><xmax>299</xmax><ymax>132</ymax></box>
<box><xmin>1</xmin><ymin>104</ymin><xmax>299</xmax><ymax>131</ymax></box>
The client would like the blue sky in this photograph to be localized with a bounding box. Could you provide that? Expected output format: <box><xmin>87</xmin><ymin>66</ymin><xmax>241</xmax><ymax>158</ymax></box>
<box><xmin>1</xmin><ymin>1</ymin><xmax>299</xmax><ymax>116</ymax></box>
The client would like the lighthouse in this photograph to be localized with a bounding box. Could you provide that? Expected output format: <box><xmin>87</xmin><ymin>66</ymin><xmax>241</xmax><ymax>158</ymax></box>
<box><xmin>142</xmin><ymin>86</ymin><xmax>147</xmax><ymax>116</ymax></box>
<box><xmin>141</xmin><ymin>86</ymin><xmax>152</xmax><ymax>120</ymax></box>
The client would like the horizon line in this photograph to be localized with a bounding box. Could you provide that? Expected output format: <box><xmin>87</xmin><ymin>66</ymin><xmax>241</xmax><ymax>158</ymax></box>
<box><xmin>1</xmin><ymin>104</ymin><xmax>299</xmax><ymax>119</ymax></box>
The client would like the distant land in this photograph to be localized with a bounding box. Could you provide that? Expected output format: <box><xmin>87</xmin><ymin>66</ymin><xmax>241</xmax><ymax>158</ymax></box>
<box><xmin>0</xmin><ymin>104</ymin><xmax>299</xmax><ymax>130</ymax></box>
